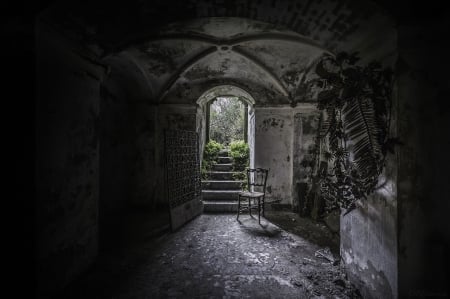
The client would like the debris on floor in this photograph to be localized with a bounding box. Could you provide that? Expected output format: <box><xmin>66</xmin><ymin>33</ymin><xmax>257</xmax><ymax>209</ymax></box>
<box><xmin>314</xmin><ymin>247</ymin><xmax>339</xmax><ymax>265</ymax></box>
<box><xmin>60</xmin><ymin>213</ymin><xmax>361</xmax><ymax>298</ymax></box>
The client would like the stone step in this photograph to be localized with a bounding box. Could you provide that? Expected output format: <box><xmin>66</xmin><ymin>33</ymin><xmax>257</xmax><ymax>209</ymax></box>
<box><xmin>202</xmin><ymin>180</ymin><xmax>244</xmax><ymax>190</ymax></box>
<box><xmin>207</xmin><ymin>171</ymin><xmax>242</xmax><ymax>180</ymax></box>
<box><xmin>202</xmin><ymin>190</ymin><xmax>241</xmax><ymax>200</ymax></box>
<box><xmin>213</xmin><ymin>163</ymin><xmax>233</xmax><ymax>171</ymax></box>
<box><xmin>218</xmin><ymin>149</ymin><xmax>229</xmax><ymax>156</ymax></box>
<box><xmin>203</xmin><ymin>201</ymin><xmax>237</xmax><ymax>212</ymax></box>
<box><xmin>218</xmin><ymin>156</ymin><xmax>232</xmax><ymax>164</ymax></box>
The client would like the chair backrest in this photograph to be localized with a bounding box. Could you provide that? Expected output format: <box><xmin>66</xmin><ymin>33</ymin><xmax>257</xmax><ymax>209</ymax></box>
<box><xmin>247</xmin><ymin>168</ymin><xmax>269</xmax><ymax>193</ymax></box>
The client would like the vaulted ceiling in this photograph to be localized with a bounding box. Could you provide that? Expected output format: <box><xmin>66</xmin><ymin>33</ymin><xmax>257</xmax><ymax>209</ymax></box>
<box><xmin>109</xmin><ymin>18</ymin><xmax>328</xmax><ymax>105</ymax></box>
<box><xmin>41</xmin><ymin>0</ymin><xmax>397</xmax><ymax>106</ymax></box>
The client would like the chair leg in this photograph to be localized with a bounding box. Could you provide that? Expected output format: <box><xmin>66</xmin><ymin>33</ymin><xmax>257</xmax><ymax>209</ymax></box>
<box><xmin>258</xmin><ymin>197</ymin><xmax>261</xmax><ymax>224</ymax></box>
<box><xmin>237</xmin><ymin>194</ymin><xmax>240</xmax><ymax>220</ymax></box>
<box><xmin>262</xmin><ymin>196</ymin><xmax>265</xmax><ymax>217</ymax></box>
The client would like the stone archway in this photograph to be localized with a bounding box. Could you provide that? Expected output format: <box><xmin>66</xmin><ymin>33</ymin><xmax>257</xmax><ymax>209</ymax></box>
<box><xmin>196</xmin><ymin>85</ymin><xmax>257</xmax><ymax>212</ymax></box>
<box><xmin>37</xmin><ymin>1</ymin><xmax>400</xmax><ymax>297</ymax></box>
<box><xmin>196</xmin><ymin>85</ymin><xmax>256</xmax><ymax>168</ymax></box>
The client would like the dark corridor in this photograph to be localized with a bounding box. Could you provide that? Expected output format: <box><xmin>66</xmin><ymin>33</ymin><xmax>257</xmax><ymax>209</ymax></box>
<box><xmin>18</xmin><ymin>0</ymin><xmax>450</xmax><ymax>298</ymax></box>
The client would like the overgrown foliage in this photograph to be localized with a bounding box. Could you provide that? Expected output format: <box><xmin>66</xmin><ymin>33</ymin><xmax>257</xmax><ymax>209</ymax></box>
<box><xmin>230</xmin><ymin>140</ymin><xmax>249</xmax><ymax>189</ymax></box>
<box><xmin>305</xmin><ymin>52</ymin><xmax>399</xmax><ymax>215</ymax></box>
<box><xmin>201</xmin><ymin>140</ymin><xmax>223</xmax><ymax>179</ymax></box>
<box><xmin>210</xmin><ymin>97</ymin><xmax>245</xmax><ymax>145</ymax></box>
<box><xmin>230</xmin><ymin>140</ymin><xmax>249</xmax><ymax>171</ymax></box>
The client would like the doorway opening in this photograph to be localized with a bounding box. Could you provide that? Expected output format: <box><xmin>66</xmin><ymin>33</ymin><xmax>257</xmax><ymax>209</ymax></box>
<box><xmin>196</xmin><ymin>85</ymin><xmax>255</xmax><ymax>211</ymax></box>
<box><xmin>208</xmin><ymin>96</ymin><xmax>247</xmax><ymax>146</ymax></box>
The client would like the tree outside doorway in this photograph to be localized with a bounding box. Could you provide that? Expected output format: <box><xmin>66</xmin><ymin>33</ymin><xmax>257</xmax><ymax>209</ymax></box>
<box><xmin>209</xmin><ymin>96</ymin><xmax>245</xmax><ymax>146</ymax></box>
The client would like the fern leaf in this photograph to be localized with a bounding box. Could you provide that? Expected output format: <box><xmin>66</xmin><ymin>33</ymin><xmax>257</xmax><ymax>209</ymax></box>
<box><xmin>343</xmin><ymin>96</ymin><xmax>382</xmax><ymax>187</ymax></box>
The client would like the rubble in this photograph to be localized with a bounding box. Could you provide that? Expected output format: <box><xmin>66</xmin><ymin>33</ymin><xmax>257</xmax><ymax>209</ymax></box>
<box><xmin>60</xmin><ymin>213</ymin><xmax>361</xmax><ymax>298</ymax></box>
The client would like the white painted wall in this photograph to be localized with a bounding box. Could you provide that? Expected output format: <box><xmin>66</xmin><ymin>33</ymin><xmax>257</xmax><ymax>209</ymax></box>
<box><xmin>254</xmin><ymin>104</ymin><xmax>318</xmax><ymax>205</ymax></box>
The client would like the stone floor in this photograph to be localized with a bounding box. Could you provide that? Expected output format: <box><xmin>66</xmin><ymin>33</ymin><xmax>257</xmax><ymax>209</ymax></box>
<box><xmin>61</xmin><ymin>212</ymin><xmax>361</xmax><ymax>299</ymax></box>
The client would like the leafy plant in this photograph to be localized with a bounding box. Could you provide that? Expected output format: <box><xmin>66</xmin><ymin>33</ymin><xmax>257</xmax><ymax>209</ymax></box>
<box><xmin>232</xmin><ymin>171</ymin><xmax>246</xmax><ymax>181</ymax></box>
<box><xmin>229</xmin><ymin>140</ymin><xmax>249</xmax><ymax>190</ymax></box>
<box><xmin>201</xmin><ymin>140</ymin><xmax>223</xmax><ymax>179</ymax></box>
<box><xmin>232</xmin><ymin>171</ymin><xmax>248</xmax><ymax>191</ymax></box>
<box><xmin>306</xmin><ymin>52</ymin><xmax>397</xmax><ymax>215</ymax></box>
<box><xmin>230</xmin><ymin>140</ymin><xmax>249</xmax><ymax>171</ymax></box>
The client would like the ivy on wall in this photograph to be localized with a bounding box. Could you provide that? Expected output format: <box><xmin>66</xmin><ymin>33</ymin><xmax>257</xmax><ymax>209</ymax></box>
<box><xmin>304</xmin><ymin>52</ymin><xmax>400</xmax><ymax>215</ymax></box>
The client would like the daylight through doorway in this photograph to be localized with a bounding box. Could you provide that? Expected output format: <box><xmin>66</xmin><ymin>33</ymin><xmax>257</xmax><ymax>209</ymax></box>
<box><xmin>209</xmin><ymin>96</ymin><xmax>246</xmax><ymax>146</ymax></box>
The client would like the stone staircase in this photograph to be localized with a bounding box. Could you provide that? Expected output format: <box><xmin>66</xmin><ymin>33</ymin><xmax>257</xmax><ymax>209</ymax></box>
<box><xmin>202</xmin><ymin>149</ymin><xmax>244</xmax><ymax>212</ymax></box>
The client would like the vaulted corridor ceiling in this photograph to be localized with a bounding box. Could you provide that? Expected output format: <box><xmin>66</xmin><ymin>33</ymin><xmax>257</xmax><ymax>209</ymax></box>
<box><xmin>112</xmin><ymin>18</ymin><xmax>328</xmax><ymax>105</ymax></box>
<box><xmin>32</xmin><ymin>1</ymin><xmax>450</xmax><ymax>298</ymax></box>
<box><xmin>40</xmin><ymin>0</ymin><xmax>397</xmax><ymax>107</ymax></box>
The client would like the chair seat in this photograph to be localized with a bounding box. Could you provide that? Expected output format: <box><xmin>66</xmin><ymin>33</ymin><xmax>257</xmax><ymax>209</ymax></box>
<box><xmin>239</xmin><ymin>191</ymin><xmax>265</xmax><ymax>198</ymax></box>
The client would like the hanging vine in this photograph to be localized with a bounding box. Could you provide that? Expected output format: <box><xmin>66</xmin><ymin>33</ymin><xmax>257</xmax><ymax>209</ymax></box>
<box><xmin>305</xmin><ymin>52</ymin><xmax>399</xmax><ymax>215</ymax></box>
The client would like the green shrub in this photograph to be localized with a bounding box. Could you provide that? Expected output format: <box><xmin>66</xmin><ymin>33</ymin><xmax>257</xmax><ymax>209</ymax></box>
<box><xmin>230</xmin><ymin>140</ymin><xmax>249</xmax><ymax>172</ymax></box>
<box><xmin>230</xmin><ymin>141</ymin><xmax>249</xmax><ymax>190</ymax></box>
<box><xmin>232</xmin><ymin>171</ymin><xmax>248</xmax><ymax>190</ymax></box>
<box><xmin>201</xmin><ymin>140</ymin><xmax>223</xmax><ymax>179</ymax></box>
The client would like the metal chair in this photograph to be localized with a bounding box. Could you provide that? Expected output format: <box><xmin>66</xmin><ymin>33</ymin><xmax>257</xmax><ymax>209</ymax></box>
<box><xmin>236</xmin><ymin>168</ymin><xmax>269</xmax><ymax>224</ymax></box>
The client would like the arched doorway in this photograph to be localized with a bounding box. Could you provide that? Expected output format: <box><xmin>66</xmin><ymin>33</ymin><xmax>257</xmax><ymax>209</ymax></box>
<box><xmin>196</xmin><ymin>85</ymin><xmax>256</xmax><ymax>211</ymax></box>
<box><xmin>197</xmin><ymin>85</ymin><xmax>256</xmax><ymax>169</ymax></box>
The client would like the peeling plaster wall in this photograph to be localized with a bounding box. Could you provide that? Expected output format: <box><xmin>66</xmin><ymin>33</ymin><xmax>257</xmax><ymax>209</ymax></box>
<box><xmin>340</xmin><ymin>77</ymin><xmax>398</xmax><ymax>299</ymax></box>
<box><xmin>339</xmin><ymin>85</ymin><xmax>398</xmax><ymax>294</ymax></box>
<box><xmin>336</xmin><ymin>18</ymin><xmax>398</xmax><ymax>299</ymax></box>
<box><xmin>340</xmin><ymin>161</ymin><xmax>398</xmax><ymax>299</ymax></box>
<box><xmin>38</xmin><ymin>1</ymin><xmax>410</xmax><ymax>297</ymax></box>
<box><xmin>255</xmin><ymin>107</ymin><xmax>294</xmax><ymax>204</ymax></box>
<box><xmin>253</xmin><ymin>104</ymin><xmax>320</xmax><ymax>207</ymax></box>
<box><xmin>254</xmin><ymin>105</ymin><xmax>320</xmax><ymax>207</ymax></box>
<box><xmin>164</xmin><ymin>79</ymin><xmax>288</xmax><ymax>106</ymax></box>
<box><xmin>131</xmin><ymin>103</ymin><xmax>159</xmax><ymax>207</ymax></box>
<box><xmin>292</xmin><ymin>110</ymin><xmax>320</xmax><ymax>212</ymax></box>
<box><xmin>36</xmin><ymin>24</ymin><xmax>104</xmax><ymax>297</ymax></box>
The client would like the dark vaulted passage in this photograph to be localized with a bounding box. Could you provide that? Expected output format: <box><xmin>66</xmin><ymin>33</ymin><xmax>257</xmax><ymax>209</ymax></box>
<box><xmin>26</xmin><ymin>0</ymin><xmax>450</xmax><ymax>298</ymax></box>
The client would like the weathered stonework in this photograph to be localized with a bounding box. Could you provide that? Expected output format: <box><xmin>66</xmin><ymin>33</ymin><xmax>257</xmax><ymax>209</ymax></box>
<box><xmin>36</xmin><ymin>0</ymin><xmax>440</xmax><ymax>298</ymax></box>
<box><xmin>292</xmin><ymin>112</ymin><xmax>320</xmax><ymax>212</ymax></box>
<box><xmin>254</xmin><ymin>105</ymin><xmax>318</xmax><ymax>206</ymax></box>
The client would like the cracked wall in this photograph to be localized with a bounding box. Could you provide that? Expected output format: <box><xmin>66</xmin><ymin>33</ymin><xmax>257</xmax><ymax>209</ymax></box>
<box><xmin>340</xmin><ymin>72</ymin><xmax>398</xmax><ymax>297</ymax></box>
<box><xmin>35</xmin><ymin>1</ymin><xmax>408</xmax><ymax>297</ymax></box>
<box><xmin>253</xmin><ymin>105</ymin><xmax>319</xmax><ymax>209</ymax></box>
<box><xmin>292</xmin><ymin>111</ymin><xmax>320</xmax><ymax>212</ymax></box>
<box><xmin>255</xmin><ymin>109</ymin><xmax>293</xmax><ymax>204</ymax></box>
